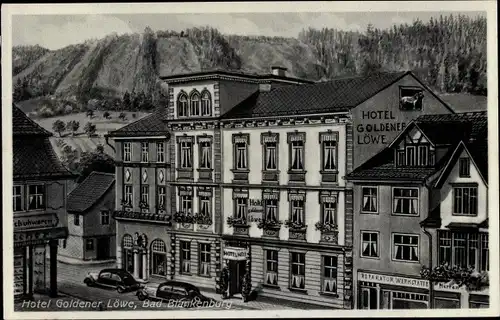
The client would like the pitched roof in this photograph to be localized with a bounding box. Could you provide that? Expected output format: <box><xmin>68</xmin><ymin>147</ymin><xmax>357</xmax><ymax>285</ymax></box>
<box><xmin>415</xmin><ymin>112</ymin><xmax>487</xmax><ymax>145</ymax></box>
<box><xmin>14</xmin><ymin>137</ymin><xmax>73</xmax><ymax>179</ymax></box>
<box><xmin>347</xmin><ymin>111</ymin><xmax>488</xmax><ymax>183</ymax></box>
<box><xmin>106</xmin><ymin>111</ymin><xmax>169</xmax><ymax>137</ymax></box>
<box><xmin>221</xmin><ymin>71</ymin><xmax>408</xmax><ymax>119</ymax></box>
<box><xmin>12</xmin><ymin>104</ymin><xmax>52</xmax><ymax>136</ymax></box>
<box><xmin>67</xmin><ymin>172</ymin><xmax>115</xmax><ymax>213</ymax></box>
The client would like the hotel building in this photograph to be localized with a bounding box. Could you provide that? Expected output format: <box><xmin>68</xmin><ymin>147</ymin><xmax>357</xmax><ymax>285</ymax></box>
<box><xmin>346</xmin><ymin>112</ymin><xmax>488</xmax><ymax>309</ymax></box>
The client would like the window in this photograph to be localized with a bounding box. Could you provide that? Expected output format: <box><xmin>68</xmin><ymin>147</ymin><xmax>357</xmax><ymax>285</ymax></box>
<box><xmin>438</xmin><ymin>231</ymin><xmax>488</xmax><ymax>271</ymax></box>
<box><xmin>190</xmin><ymin>91</ymin><xmax>200</xmax><ymax>117</ymax></box>
<box><xmin>199</xmin><ymin>140</ymin><xmax>212</xmax><ymax>169</ymax></box>
<box><xmin>264</xmin><ymin>141</ymin><xmax>277</xmax><ymax>170</ymax></box>
<box><xmin>322</xmin><ymin>199</ymin><xmax>337</xmax><ymax>225</ymax></box>
<box><xmin>180</xmin><ymin>241</ymin><xmax>191</xmax><ymax>274</ymax></box>
<box><xmin>399</xmin><ymin>87</ymin><xmax>424</xmax><ymax>111</ymax></box>
<box><xmin>199</xmin><ymin>243</ymin><xmax>211</xmax><ymax>276</ymax></box>
<box><xmin>179</xmin><ymin>140</ymin><xmax>193</xmax><ymax>169</ymax></box>
<box><xmin>290</xmin><ymin>252</ymin><xmax>305</xmax><ymax>289</ymax></box>
<box><xmin>361</xmin><ymin>231</ymin><xmax>379</xmax><ymax>258</ymax></box>
<box><xmin>235</xmin><ymin>198</ymin><xmax>248</xmax><ymax>220</ymax></box>
<box><xmin>123</xmin><ymin>142</ymin><xmax>132</xmax><ymax>162</ymax></box>
<box><xmin>265</xmin><ymin>250</ymin><xmax>278</xmax><ymax>286</ymax></box>
<box><xmin>320</xmin><ymin>132</ymin><xmax>338</xmax><ymax>172</ymax></box>
<box><xmin>180</xmin><ymin>195</ymin><xmax>193</xmax><ymax>215</ymax></box>
<box><xmin>27</xmin><ymin>184</ymin><xmax>45</xmax><ymax>210</ymax></box>
<box><xmin>156</xmin><ymin>142</ymin><xmax>165</xmax><ymax>163</ymax></box>
<box><xmin>361</xmin><ymin>187</ymin><xmax>378</xmax><ymax>213</ymax></box>
<box><xmin>157</xmin><ymin>186</ymin><xmax>166</xmax><ymax>210</ymax></box>
<box><xmin>393</xmin><ymin>188</ymin><xmax>419</xmax><ymax>215</ymax></box>
<box><xmin>459</xmin><ymin>158</ymin><xmax>470</xmax><ymax>177</ymax></box>
<box><xmin>141</xmin><ymin>185</ymin><xmax>149</xmax><ymax>205</ymax></box>
<box><xmin>124</xmin><ymin>185</ymin><xmax>133</xmax><ymax>206</ymax></box>
<box><xmin>393</xmin><ymin>234</ymin><xmax>419</xmax><ymax>262</ymax></box>
<box><xmin>198</xmin><ymin>195</ymin><xmax>211</xmax><ymax>217</ymax></box>
<box><xmin>290</xmin><ymin>200</ymin><xmax>304</xmax><ymax>225</ymax></box>
<box><xmin>264</xmin><ymin>199</ymin><xmax>278</xmax><ymax>222</ymax></box>
<box><xmin>418</xmin><ymin>145</ymin><xmax>428</xmax><ymax>166</ymax></box>
<box><xmin>86</xmin><ymin>239</ymin><xmax>94</xmax><ymax>251</ymax></box>
<box><xmin>74</xmin><ymin>214</ymin><xmax>80</xmax><ymax>226</ymax></box>
<box><xmin>397</xmin><ymin>150</ymin><xmax>405</xmax><ymax>166</ymax></box>
<box><xmin>101</xmin><ymin>211</ymin><xmax>110</xmax><ymax>225</ymax></box>
<box><xmin>177</xmin><ymin>93</ymin><xmax>188</xmax><ymax>117</ymax></box>
<box><xmin>201</xmin><ymin>91</ymin><xmax>212</xmax><ymax>116</ymax></box>
<box><xmin>141</xmin><ymin>142</ymin><xmax>149</xmax><ymax>162</ymax></box>
<box><xmin>453</xmin><ymin>186</ymin><xmax>478</xmax><ymax>215</ymax></box>
<box><xmin>322</xmin><ymin>256</ymin><xmax>337</xmax><ymax>294</ymax></box>
<box><xmin>405</xmin><ymin>146</ymin><xmax>416</xmax><ymax>166</ymax></box>
<box><xmin>151</xmin><ymin>240</ymin><xmax>167</xmax><ymax>276</ymax></box>
<box><xmin>13</xmin><ymin>186</ymin><xmax>22</xmax><ymax>212</ymax></box>
<box><xmin>290</xmin><ymin>140</ymin><xmax>304</xmax><ymax>171</ymax></box>
<box><xmin>235</xmin><ymin>142</ymin><xmax>247</xmax><ymax>170</ymax></box>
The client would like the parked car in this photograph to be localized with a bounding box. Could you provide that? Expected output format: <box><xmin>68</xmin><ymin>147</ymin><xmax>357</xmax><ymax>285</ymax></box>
<box><xmin>84</xmin><ymin>268</ymin><xmax>142</xmax><ymax>293</ymax></box>
<box><xmin>136</xmin><ymin>281</ymin><xmax>216</xmax><ymax>307</ymax></box>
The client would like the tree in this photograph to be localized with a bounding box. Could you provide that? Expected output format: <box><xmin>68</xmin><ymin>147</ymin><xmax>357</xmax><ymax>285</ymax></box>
<box><xmin>60</xmin><ymin>145</ymin><xmax>80</xmax><ymax>173</ymax></box>
<box><xmin>103</xmin><ymin>111</ymin><xmax>111</xmax><ymax>119</ymax></box>
<box><xmin>77</xmin><ymin>148</ymin><xmax>115</xmax><ymax>183</ymax></box>
<box><xmin>119</xmin><ymin>112</ymin><xmax>127</xmax><ymax>121</ymax></box>
<box><xmin>123</xmin><ymin>91</ymin><xmax>131</xmax><ymax>111</ymax></box>
<box><xmin>86</xmin><ymin>109</ymin><xmax>94</xmax><ymax>118</ymax></box>
<box><xmin>84</xmin><ymin>122</ymin><xmax>97</xmax><ymax>137</ymax></box>
<box><xmin>69</xmin><ymin>120</ymin><xmax>80</xmax><ymax>136</ymax></box>
<box><xmin>52</xmin><ymin>120</ymin><xmax>66</xmax><ymax>137</ymax></box>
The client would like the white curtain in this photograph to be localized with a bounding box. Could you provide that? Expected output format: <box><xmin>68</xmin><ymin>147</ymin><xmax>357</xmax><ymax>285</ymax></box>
<box><xmin>201</xmin><ymin>199</ymin><xmax>210</xmax><ymax>216</ymax></box>
<box><xmin>182</xmin><ymin>260</ymin><xmax>191</xmax><ymax>273</ymax></box>
<box><xmin>201</xmin><ymin>145</ymin><xmax>211</xmax><ymax>168</ymax></box>
<box><xmin>237</xmin><ymin>146</ymin><xmax>247</xmax><ymax>169</ymax></box>
<box><xmin>200</xmin><ymin>262</ymin><xmax>210</xmax><ymax>276</ymax></box>
<box><xmin>266</xmin><ymin>272</ymin><xmax>277</xmax><ymax>285</ymax></box>
<box><xmin>292</xmin><ymin>202</ymin><xmax>303</xmax><ymax>224</ymax></box>
<box><xmin>323</xmin><ymin>279</ymin><xmax>337</xmax><ymax>292</ymax></box>
<box><xmin>266</xmin><ymin>146</ymin><xmax>276</xmax><ymax>170</ymax></box>
<box><xmin>292</xmin><ymin>144</ymin><xmax>304</xmax><ymax>170</ymax></box>
<box><xmin>266</xmin><ymin>201</ymin><xmax>277</xmax><ymax>221</ymax></box>
<box><xmin>324</xmin><ymin>143</ymin><xmax>336</xmax><ymax>170</ymax></box>
<box><xmin>292</xmin><ymin>275</ymin><xmax>305</xmax><ymax>289</ymax></box>
<box><xmin>181</xmin><ymin>143</ymin><xmax>192</xmax><ymax>168</ymax></box>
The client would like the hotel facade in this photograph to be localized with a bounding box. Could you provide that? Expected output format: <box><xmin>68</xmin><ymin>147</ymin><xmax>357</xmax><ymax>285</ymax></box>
<box><xmin>108</xmin><ymin>68</ymin><xmax>456</xmax><ymax>308</ymax></box>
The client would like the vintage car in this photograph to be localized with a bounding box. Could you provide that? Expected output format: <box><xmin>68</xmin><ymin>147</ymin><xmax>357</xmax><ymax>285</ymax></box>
<box><xmin>136</xmin><ymin>281</ymin><xmax>216</xmax><ymax>307</ymax></box>
<box><xmin>83</xmin><ymin>268</ymin><xmax>142</xmax><ymax>293</ymax></box>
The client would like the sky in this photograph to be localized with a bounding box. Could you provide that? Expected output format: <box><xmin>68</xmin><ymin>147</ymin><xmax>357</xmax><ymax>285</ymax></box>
<box><xmin>11</xmin><ymin>11</ymin><xmax>486</xmax><ymax>50</ymax></box>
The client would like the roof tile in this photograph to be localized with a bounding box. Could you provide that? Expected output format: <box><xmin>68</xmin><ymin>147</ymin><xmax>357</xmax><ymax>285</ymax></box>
<box><xmin>67</xmin><ymin>172</ymin><xmax>115</xmax><ymax>213</ymax></box>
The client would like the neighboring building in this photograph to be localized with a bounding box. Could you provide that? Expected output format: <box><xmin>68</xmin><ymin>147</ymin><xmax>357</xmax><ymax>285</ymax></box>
<box><xmin>12</xmin><ymin>104</ymin><xmax>74</xmax><ymax>300</ymax></box>
<box><xmin>218</xmin><ymin>71</ymin><xmax>454</xmax><ymax>309</ymax></box>
<box><xmin>106</xmin><ymin>110</ymin><xmax>172</xmax><ymax>282</ymax></box>
<box><xmin>63</xmin><ymin>171</ymin><xmax>116</xmax><ymax>262</ymax></box>
<box><xmin>346</xmin><ymin>111</ymin><xmax>488</xmax><ymax>309</ymax></box>
<box><xmin>163</xmin><ymin>68</ymin><xmax>312</xmax><ymax>290</ymax></box>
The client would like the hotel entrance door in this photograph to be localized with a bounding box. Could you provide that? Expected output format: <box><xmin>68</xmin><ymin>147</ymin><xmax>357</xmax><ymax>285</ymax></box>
<box><xmin>229</xmin><ymin>260</ymin><xmax>246</xmax><ymax>296</ymax></box>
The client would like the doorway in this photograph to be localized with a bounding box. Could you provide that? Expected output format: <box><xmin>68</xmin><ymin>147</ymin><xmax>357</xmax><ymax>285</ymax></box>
<box><xmin>229</xmin><ymin>260</ymin><xmax>246</xmax><ymax>296</ymax></box>
<box><xmin>360</xmin><ymin>287</ymin><xmax>378</xmax><ymax>309</ymax></box>
<box><xmin>97</xmin><ymin>237</ymin><xmax>110</xmax><ymax>260</ymax></box>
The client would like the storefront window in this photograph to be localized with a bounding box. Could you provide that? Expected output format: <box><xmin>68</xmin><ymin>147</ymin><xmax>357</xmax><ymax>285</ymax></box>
<box><xmin>434</xmin><ymin>297</ymin><xmax>460</xmax><ymax>309</ymax></box>
<box><xmin>391</xmin><ymin>291</ymin><xmax>428</xmax><ymax>309</ymax></box>
<box><xmin>151</xmin><ymin>239</ymin><xmax>167</xmax><ymax>276</ymax></box>
<box><xmin>123</xmin><ymin>234</ymin><xmax>134</xmax><ymax>274</ymax></box>
<box><xmin>360</xmin><ymin>287</ymin><xmax>378</xmax><ymax>309</ymax></box>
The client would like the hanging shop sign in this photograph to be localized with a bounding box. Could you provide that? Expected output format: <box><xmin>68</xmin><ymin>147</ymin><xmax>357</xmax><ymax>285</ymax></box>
<box><xmin>14</xmin><ymin>213</ymin><xmax>59</xmax><ymax>231</ymax></box>
<box><xmin>223</xmin><ymin>247</ymin><xmax>247</xmax><ymax>261</ymax></box>
<box><xmin>358</xmin><ymin>272</ymin><xmax>429</xmax><ymax>289</ymax></box>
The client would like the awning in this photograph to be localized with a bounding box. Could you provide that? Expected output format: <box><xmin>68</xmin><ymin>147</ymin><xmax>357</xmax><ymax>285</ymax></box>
<box><xmin>446</xmin><ymin>222</ymin><xmax>480</xmax><ymax>230</ymax></box>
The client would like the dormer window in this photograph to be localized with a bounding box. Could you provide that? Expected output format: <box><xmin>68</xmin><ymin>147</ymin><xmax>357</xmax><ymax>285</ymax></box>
<box><xmin>396</xmin><ymin>143</ymin><xmax>434</xmax><ymax>167</ymax></box>
<box><xmin>201</xmin><ymin>90</ymin><xmax>212</xmax><ymax>116</ymax></box>
<box><xmin>177</xmin><ymin>92</ymin><xmax>188</xmax><ymax>117</ymax></box>
<box><xmin>405</xmin><ymin>146</ymin><xmax>416</xmax><ymax>166</ymax></box>
<box><xmin>190</xmin><ymin>91</ymin><xmax>200</xmax><ymax>117</ymax></box>
<box><xmin>459</xmin><ymin>158</ymin><xmax>471</xmax><ymax>177</ymax></box>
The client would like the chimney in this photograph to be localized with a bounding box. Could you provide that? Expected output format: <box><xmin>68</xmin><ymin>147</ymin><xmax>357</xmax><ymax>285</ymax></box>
<box><xmin>271</xmin><ymin>66</ymin><xmax>287</xmax><ymax>77</ymax></box>
<box><xmin>259</xmin><ymin>83</ymin><xmax>272</xmax><ymax>92</ymax></box>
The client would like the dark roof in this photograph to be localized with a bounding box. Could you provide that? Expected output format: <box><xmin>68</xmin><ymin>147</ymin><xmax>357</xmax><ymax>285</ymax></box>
<box><xmin>415</xmin><ymin>112</ymin><xmax>488</xmax><ymax>146</ymax></box>
<box><xmin>345</xmin><ymin>147</ymin><xmax>446</xmax><ymax>182</ymax></box>
<box><xmin>479</xmin><ymin>218</ymin><xmax>489</xmax><ymax>228</ymax></box>
<box><xmin>446</xmin><ymin>222</ymin><xmax>481</xmax><ymax>230</ymax></box>
<box><xmin>67</xmin><ymin>172</ymin><xmax>115</xmax><ymax>213</ymax></box>
<box><xmin>12</xmin><ymin>104</ymin><xmax>52</xmax><ymax>136</ymax></box>
<box><xmin>221</xmin><ymin>71</ymin><xmax>408</xmax><ymax>119</ymax></box>
<box><xmin>159</xmin><ymin>68</ymin><xmax>314</xmax><ymax>84</ymax></box>
<box><xmin>14</xmin><ymin>136</ymin><xmax>72</xmax><ymax>179</ymax></box>
<box><xmin>106</xmin><ymin>111</ymin><xmax>169</xmax><ymax>137</ymax></box>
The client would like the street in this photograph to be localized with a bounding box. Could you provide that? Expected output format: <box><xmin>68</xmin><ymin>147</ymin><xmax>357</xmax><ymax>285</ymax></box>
<box><xmin>14</xmin><ymin>259</ymin><xmax>253</xmax><ymax>312</ymax></box>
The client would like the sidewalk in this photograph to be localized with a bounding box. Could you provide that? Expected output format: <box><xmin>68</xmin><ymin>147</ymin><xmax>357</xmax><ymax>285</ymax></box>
<box><xmin>146</xmin><ymin>278</ymin><xmax>330</xmax><ymax>310</ymax></box>
<box><xmin>57</xmin><ymin>255</ymin><xmax>116</xmax><ymax>266</ymax></box>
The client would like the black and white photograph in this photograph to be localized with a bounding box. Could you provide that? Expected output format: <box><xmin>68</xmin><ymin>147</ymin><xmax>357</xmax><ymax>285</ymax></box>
<box><xmin>1</xmin><ymin>1</ymin><xmax>498</xmax><ymax>319</ymax></box>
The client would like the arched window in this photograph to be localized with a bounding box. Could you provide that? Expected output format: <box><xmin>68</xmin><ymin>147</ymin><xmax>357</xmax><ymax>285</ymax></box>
<box><xmin>151</xmin><ymin>239</ymin><xmax>167</xmax><ymax>276</ymax></box>
<box><xmin>201</xmin><ymin>90</ymin><xmax>212</xmax><ymax>116</ymax></box>
<box><xmin>122</xmin><ymin>234</ymin><xmax>134</xmax><ymax>273</ymax></box>
<box><xmin>177</xmin><ymin>92</ymin><xmax>188</xmax><ymax>117</ymax></box>
<box><xmin>190</xmin><ymin>91</ymin><xmax>200</xmax><ymax>117</ymax></box>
